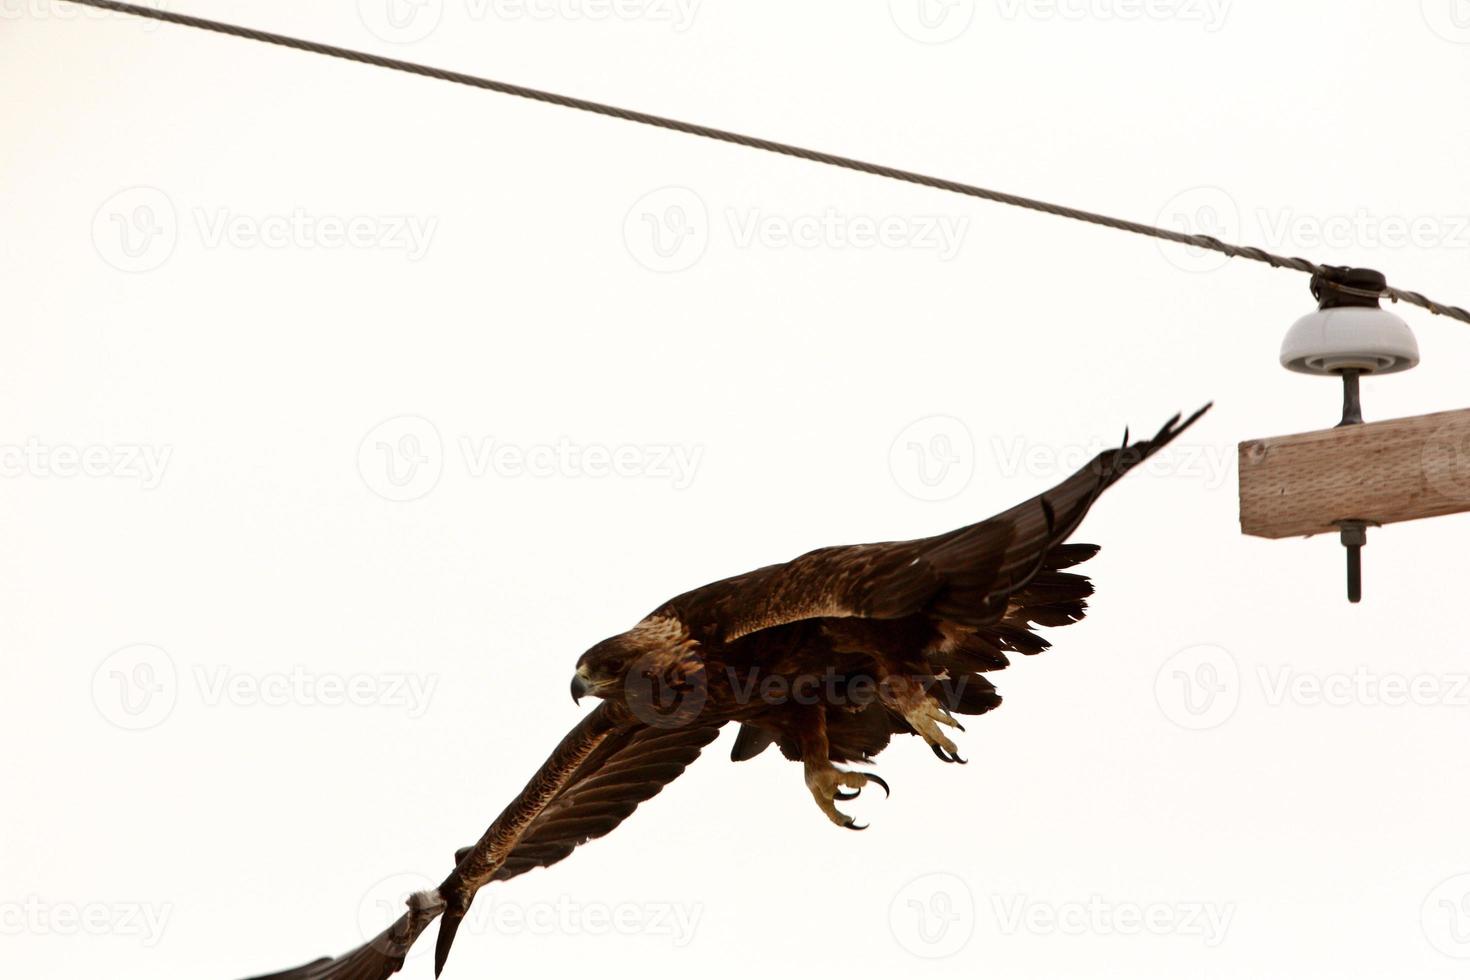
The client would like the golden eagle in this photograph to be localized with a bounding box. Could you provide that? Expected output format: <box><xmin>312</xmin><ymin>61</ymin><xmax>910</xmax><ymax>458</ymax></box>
<box><xmin>243</xmin><ymin>406</ymin><xmax>1208</xmax><ymax>980</ymax></box>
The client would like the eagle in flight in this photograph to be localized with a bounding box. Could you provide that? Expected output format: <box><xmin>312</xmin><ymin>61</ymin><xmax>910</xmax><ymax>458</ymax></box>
<box><xmin>243</xmin><ymin>406</ymin><xmax>1209</xmax><ymax>980</ymax></box>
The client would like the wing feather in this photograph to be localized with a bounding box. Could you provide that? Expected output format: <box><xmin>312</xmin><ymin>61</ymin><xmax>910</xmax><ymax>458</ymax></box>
<box><xmin>671</xmin><ymin>407</ymin><xmax>1208</xmax><ymax>639</ymax></box>
<box><xmin>238</xmin><ymin>704</ymin><xmax>721</xmax><ymax>980</ymax></box>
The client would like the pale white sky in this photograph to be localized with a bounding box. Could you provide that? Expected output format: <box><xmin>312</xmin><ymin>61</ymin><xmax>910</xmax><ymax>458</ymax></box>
<box><xmin>4</xmin><ymin>2</ymin><xmax>1470</xmax><ymax>978</ymax></box>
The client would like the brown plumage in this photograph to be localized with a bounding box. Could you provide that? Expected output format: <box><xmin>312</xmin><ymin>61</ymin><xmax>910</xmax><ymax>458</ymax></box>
<box><xmin>240</xmin><ymin>406</ymin><xmax>1208</xmax><ymax>980</ymax></box>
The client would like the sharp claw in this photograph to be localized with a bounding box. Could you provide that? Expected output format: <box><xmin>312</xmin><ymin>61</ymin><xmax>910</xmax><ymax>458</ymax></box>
<box><xmin>930</xmin><ymin>743</ymin><xmax>968</xmax><ymax>764</ymax></box>
<box><xmin>812</xmin><ymin>767</ymin><xmax>891</xmax><ymax>830</ymax></box>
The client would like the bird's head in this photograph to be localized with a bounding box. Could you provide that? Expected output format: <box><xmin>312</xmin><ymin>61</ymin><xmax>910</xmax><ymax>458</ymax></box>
<box><xmin>570</xmin><ymin>616</ymin><xmax>701</xmax><ymax>706</ymax></box>
<box><xmin>570</xmin><ymin>634</ymin><xmax>640</xmax><ymax>703</ymax></box>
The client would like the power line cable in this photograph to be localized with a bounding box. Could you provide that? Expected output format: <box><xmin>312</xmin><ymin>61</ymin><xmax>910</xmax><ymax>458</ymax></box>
<box><xmin>57</xmin><ymin>0</ymin><xmax>1470</xmax><ymax>327</ymax></box>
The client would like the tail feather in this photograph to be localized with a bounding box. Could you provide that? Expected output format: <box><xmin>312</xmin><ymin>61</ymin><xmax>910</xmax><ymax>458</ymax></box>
<box><xmin>927</xmin><ymin>404</ymin><xmax>1211</xmax><ymax>617</ymax></box>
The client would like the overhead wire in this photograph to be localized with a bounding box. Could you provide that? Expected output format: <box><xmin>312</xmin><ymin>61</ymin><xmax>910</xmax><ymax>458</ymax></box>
<box><xmin>55</xmin><ymin>0</ymin><xmax>1470</xmax><ymax>327</ymax></box>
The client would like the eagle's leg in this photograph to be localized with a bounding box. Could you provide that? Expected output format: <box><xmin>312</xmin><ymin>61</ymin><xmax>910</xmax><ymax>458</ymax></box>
<box><xmin>796</xmin><ymin>705</ymin><xmax>889</xmax><ymax>831</ymax></box>
<box><xmin>881</xmin><ymin>673</ymin><xmax>967</xmax><ymax>764</ymax></box>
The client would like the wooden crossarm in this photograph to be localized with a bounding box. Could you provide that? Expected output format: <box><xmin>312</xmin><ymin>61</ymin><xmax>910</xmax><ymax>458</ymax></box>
<box><xmin>1239</xmin><ymin>408</ymin><xmax>1470</xmax><ymax>539</ymax></box>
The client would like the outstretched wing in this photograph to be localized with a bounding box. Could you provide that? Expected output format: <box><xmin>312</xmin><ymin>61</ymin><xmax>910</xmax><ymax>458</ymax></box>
<box><xmin>483</xmin><ymin>719</ymin><xmax>723</xmax><ymax>883</ymax></box>
<box><xmin>241</xmin><ymin>702</ymin><xmax>721</xmax><ymax>980</ymax></box>
<box><xmin>669</xmin><ymin>407</ymin><xmax>1209</xmax><ymax>640</ymax></box>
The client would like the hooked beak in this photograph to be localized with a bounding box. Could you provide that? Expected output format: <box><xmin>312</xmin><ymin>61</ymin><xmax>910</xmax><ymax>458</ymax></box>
<box><xmin>570</xmin><ymin>673</ymin><xmax>591</xmax><ymax>705</ymax></box>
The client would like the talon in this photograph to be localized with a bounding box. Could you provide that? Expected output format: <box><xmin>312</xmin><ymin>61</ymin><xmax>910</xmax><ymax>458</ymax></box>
<box><xmin>806</xmin><ymin>766</ymin><xmax>889</xmax><ymax>829</ymax></box>
<box><xmin>930</xmin><ymin>744</ymin><xmax>968</xmax><ymax>764</ymax></box>
<box><xmin>887</xmin><ymin>676</ymin><xmax>968</xmax><ymax>767</ymax></box>
<box><xmin>834</xmin><ymin>771</ymin><xmax>891</xmax><ymax>801</ymax></box>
